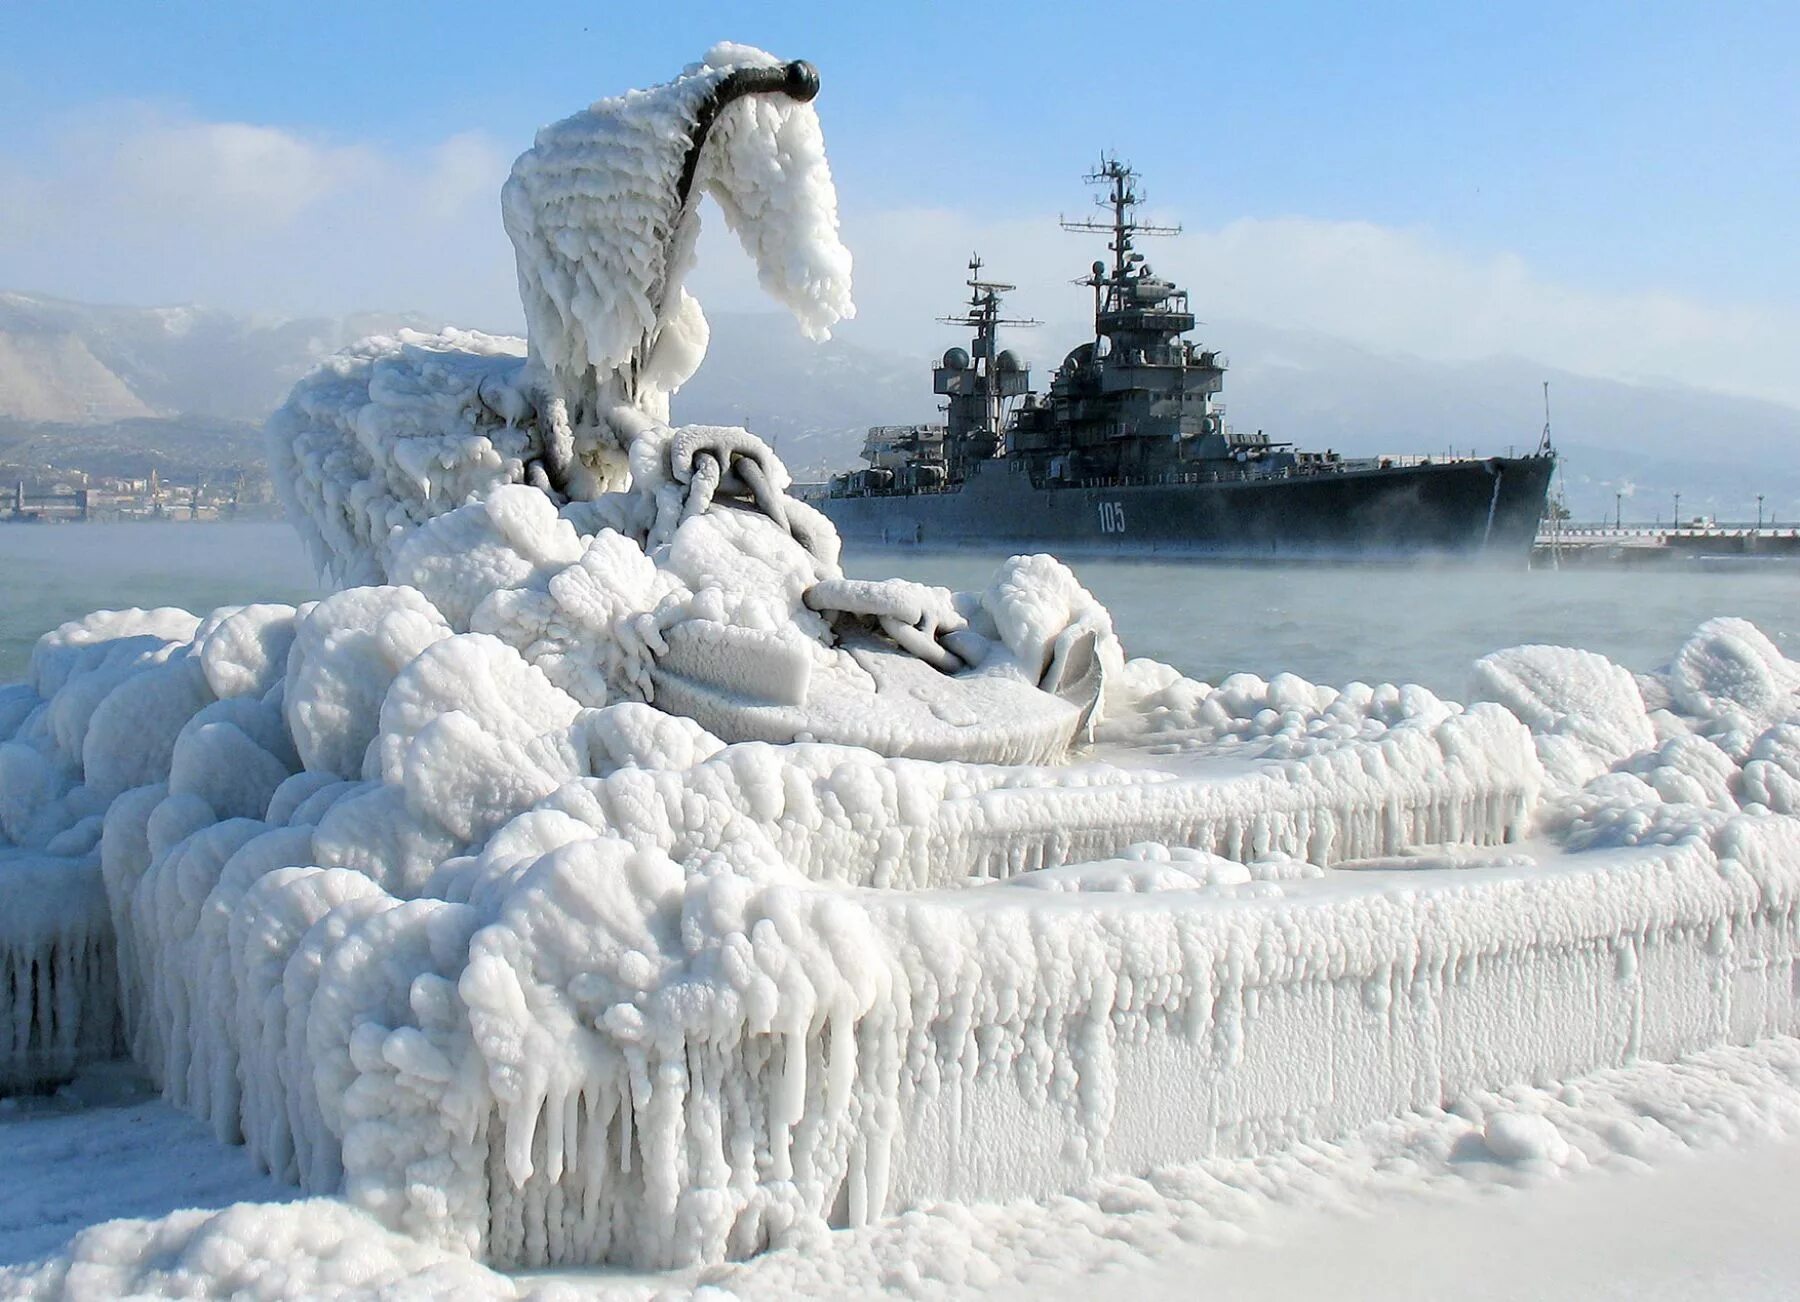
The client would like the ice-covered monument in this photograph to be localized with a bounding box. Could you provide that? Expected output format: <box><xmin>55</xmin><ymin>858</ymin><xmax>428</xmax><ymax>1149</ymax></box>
<box><xmin>4</xmin><ymin>43</ymin><xmax>1800</xmax><ymax>1274</ymax></box>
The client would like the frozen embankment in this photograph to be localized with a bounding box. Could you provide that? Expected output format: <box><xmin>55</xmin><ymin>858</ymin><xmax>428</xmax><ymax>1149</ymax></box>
<box><xmin>3</xmin><ymin>574</ymin><xmax>1798</xmax><ymax>1269</ymax></box>
<box><xmin>4</xmin><ymin>40</ymin><xmax>1800</xmax><ymax>1279</ymax></box>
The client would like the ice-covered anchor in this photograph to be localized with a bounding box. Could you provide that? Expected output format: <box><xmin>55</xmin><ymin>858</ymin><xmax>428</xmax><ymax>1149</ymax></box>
<box><xmin>267</xmin><ymin>42</ymin><xmax>1117</xmax><ymax>763</ymax></box>
<box><xmin>601</xmin><ymin>415</ymin><xmax>1115</xmax><ymax>763</ymax></box>
<box><xmin>803</xmin><ymin>572</ymin><xmax>1112</xmax><ymax>733</ymax></box>
<box><xmin>640</xmin><ymin>533</ymin><xmax>1115</xmax><ymax>763</ymax></box>
<box><xmin>805</xmin><ymin>578</ymin><xmax>971</xmax><ymax>673</ymax></box>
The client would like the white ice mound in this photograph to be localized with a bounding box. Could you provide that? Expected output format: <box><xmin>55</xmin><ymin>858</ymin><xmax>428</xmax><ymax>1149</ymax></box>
<box><xmin>268</xmin><ymin>329</ymin><xmax>533</xmax><ymax>589</ymax></box>
<box><xmin>10</xmin><ymin>46</ymin><xmax>1800</xmax><ymax>1282</ymax></box>
<box><xmin>1471</xmin><ymin>642</ymin><xmax>1657</xmax><ymax>786</ymax></box>
<box><xmin>1668</xmin><ymin>616</ymin><xmax>1800</xmax><ymax>759</ymax></box>
<box><xmin>3</xmin><ymin>1198</ymin><xmax>522</xmax><ymax>1300</ymax></box>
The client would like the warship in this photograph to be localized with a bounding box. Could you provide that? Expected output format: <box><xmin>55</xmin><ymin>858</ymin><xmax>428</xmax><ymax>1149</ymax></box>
<box><xmin>809</xmin><ymin>159</ymin><xmax>1556</xmax><ymax>558</ymax></box>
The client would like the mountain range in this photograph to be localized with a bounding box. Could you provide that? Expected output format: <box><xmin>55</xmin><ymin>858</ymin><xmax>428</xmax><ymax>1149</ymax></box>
<box><xmin>0</xmin><ymin>293</ymin><xmax>426</xmax><ymax>479</ymax></box>
<box><xmin>2</xmin><ymin>291</ymin><xmax>1794</xmax><ymax>521</ymax></box>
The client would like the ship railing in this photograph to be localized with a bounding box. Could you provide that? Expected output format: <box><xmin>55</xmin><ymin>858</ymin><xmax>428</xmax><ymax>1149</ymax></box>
<box><xmin>835</xmin><ymin>455</ymin><xmax>1511</xmax><ymax>499</ymax></box>
<box><xmin>1355</xmin><ymin>453</ymin><xmax>1511</xmax><ymax>468</ymax></box>
<box><xmin>1061</xmin><ymin>467</ymin><xmax>1297</xmax><ymax>490</ymax></box>
<box><xmin>1057</xmin><ymin>456</ymin><xmax>1493</xmax><ymax>491</ymax></box>
<box><xmin>837</xmin><ymin>483</ymin><xmax>963</xmax><ymax>498</ymax></box>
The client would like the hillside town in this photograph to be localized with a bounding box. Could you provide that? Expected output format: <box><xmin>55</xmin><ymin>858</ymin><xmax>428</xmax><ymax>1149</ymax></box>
<box><xmin>2</xmin><ymin>461</ymin><xmax>278</xmax><ymax>522</ymax></box>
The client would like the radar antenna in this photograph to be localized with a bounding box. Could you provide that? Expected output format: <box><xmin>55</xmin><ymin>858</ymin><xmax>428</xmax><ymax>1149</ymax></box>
<box><xmin>1060</xmin><ymin>155</ymin><xmax>1180</xmax><ymax>286</ymax></box>
<box><xmin>1061</xmin><ymin>156</ymin><xmax>1186</xmax><ymax>343</ymax></box>
<box><xmin>936</xmin><ymin>254</ymin><xmax>1040</xmax><ymax>335</ymax></box>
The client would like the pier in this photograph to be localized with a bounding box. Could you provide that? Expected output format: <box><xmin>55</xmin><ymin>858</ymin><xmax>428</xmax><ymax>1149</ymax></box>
<box><xmin>1534</xmin><ymin>521</ymin><xmax>1800</xmax><ymax>567</ymax></box>
<box><xmin>7</xmin><ymin>482</ymin><xmax>89</xmax><ymax>522</ymax></box>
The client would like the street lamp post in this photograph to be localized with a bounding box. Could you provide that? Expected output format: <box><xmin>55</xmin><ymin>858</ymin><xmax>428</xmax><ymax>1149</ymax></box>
<box><xmin>1615</xmin><ymin>491</ymin><xmax>1623</xmax><ymax>531</ymax></box>
<box><xmin>1757</xmin><ymin>495</ymin><xmax>1765</xmax><ymax>533</ymax></box>
<box><xmin>1673</xmin><ymin>492</ymin><xmax>1681</xmax><ymax>531</ymax></box>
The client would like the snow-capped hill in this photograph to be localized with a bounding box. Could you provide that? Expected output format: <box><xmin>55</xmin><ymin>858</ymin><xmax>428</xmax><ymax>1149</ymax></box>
<box><xmin>3</xmin><ymin>293</ymin><xmax>1795</xmax><ymax>518</ymax></box>
<box><xmin>0</xmin><ymin>292</ymin><xmax>435</xmax><ymax>425</ymax></box>
<box><xmin>0</xmin><ymin>324</ymin><xmax>156</xmax><ymax>424</ymax></box>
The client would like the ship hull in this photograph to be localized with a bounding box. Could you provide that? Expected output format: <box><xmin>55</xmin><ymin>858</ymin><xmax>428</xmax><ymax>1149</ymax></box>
<box><xmin>814</xmin><ymin>455</ymin><xmax>1555</xmax><ymax>560</ymax></box>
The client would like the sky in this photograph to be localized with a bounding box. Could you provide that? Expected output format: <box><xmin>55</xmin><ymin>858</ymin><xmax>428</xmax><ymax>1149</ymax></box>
<box><xmin>2</xmin><ymin>0</ymin><xmax>1798</xmax><ymax>407</ymax></box>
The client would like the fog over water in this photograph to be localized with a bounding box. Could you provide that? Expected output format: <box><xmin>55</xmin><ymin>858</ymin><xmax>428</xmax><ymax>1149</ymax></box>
<box><xmin>1</xmin><ymin>522</ymin><xmax>1796</xmax><ymax>699</ymax></box>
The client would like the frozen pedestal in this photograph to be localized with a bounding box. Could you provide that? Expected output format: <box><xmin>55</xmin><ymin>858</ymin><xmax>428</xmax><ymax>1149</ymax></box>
<box><xmin>3</xmin><ymin>580</ymin><xmax>1795</xmax><ymax>1276</ymax></box>
<box><xmin>879</xmin><ymin>836</ymin><xmax>1800</xmax><ymax>1208</ymax></box>
<box><xmin>458</xmin><ymin>819</ymin><xmax>1800</xmax><ymax>1270</ymax></box>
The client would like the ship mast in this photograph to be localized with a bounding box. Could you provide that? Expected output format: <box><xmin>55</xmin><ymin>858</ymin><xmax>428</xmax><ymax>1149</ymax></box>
<box><xmin>1061</xmin><ymin>156</ymin><xmax>1181</xmax><ymax>346</ymax></box>
<box><xmin>932</xmin><ymin>254</ymin><xmax>1036</xmax><ymax>479</ymax></box>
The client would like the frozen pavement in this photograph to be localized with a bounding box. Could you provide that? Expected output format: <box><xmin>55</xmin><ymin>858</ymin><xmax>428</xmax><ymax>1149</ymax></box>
<box><xmin>0</xmin><ymin>1063</ymin><xmax>290</xmax><ymax>1268</ymax></box>
<box><xmin>1136</xmin><ymin>1134</ymin><xmax>1800</xmax><ymax>1301</ymax></box>
<box><xmin>6</xmin><ymin>1039</ymin><xmax>1800</xmax><ymax>1298</ymax></box>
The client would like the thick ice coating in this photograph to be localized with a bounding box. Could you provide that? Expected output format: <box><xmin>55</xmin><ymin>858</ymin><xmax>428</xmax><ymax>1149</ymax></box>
<box><xmin>271</xmin><ymin>39</ymin><xmax>853</xmax><ymax>580</ymax></box>
<box><xmin>7</xmin><ymin>45</ymin><xmax>1800</xmax><ymax>1283</ymax></box>
<box><xmin>262</xmin><ymin>41</ymin><xmax>1100</xmax><ymax>767</ymax></box>
<box><xmin>8</xmin><ymin>589</ymin><xmax>1800</xmax><ymax>1269</ymax></box>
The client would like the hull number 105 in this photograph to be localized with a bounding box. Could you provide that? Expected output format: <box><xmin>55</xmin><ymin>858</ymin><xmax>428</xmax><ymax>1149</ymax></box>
<box><xmin>1097</xmin><ymin>501</ymin><xmax>1128</xmax><ymax>534</ymax></box>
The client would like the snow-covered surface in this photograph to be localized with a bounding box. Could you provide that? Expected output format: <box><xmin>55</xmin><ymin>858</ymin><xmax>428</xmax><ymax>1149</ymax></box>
<box><xmin>6</xmin><ymin>581</ymin><xmax>1798</xmax><ymax>1273</ymax></box>
<box><xmin>5</xmin><ymin>42</ymin><xmax>1800</xmax><ymax>1299</ymax></box>
<box><xmin>0</xmin><ymin>1065</ymin><xmax>289</xmax><ymax>1268</ymax></box>
<box><xmin>7</xmin><ymin>1039</ymin><xmax>1800</xmax><ymax>1298</ymax></box>
<box><xmin>702</xmin><ymin>1036</ymin><xmax>1800</xmax><ymax>1301</ymax></box>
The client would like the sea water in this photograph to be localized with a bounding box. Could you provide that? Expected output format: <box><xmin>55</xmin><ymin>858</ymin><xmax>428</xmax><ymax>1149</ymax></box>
<box><xmin>0</xmin><ymin>523</ymin><xmax>319</xmax><ymax>679</ymax></box>
<box><xmin>848</xmin><ymin>549</ymin><xmax>1800</xmax><ymax>697</ymax></box>
<box><xmin>1</xmin><ymin>522</ymin><xmax>1796</xmax><ymax>698</ymax></box>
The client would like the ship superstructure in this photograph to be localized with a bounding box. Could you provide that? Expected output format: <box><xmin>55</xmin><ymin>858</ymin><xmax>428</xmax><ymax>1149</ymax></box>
<box><xmin>815</xmin><ymin>158</ymin><xmax>1555</xmax><ymax>558</ymax></box>
<box><xmin>1011</xmin><ymin>159</ymin><xmax>1249</xmax><ymax>483</ymax></box>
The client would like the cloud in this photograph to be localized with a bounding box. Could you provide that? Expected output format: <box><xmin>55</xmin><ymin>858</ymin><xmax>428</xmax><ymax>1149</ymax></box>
<box><xmin>105</xmin><ymin>117</ymin><xmax>378</xmax><ymax>226</ymax></box>
<box><xmin>738</xmin><ymin>206</ymin><xmax>1800</xmax><ymax>411</ymax></box>
<box><xmin>3</xmin><ymin>103</ymin><xmax>1798</xmax><ymax>415</ymax></box>
<box><xmin>0</xmin><ymin>104</ymin><xmax>521</xmax><ymax>328</ymax></box>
